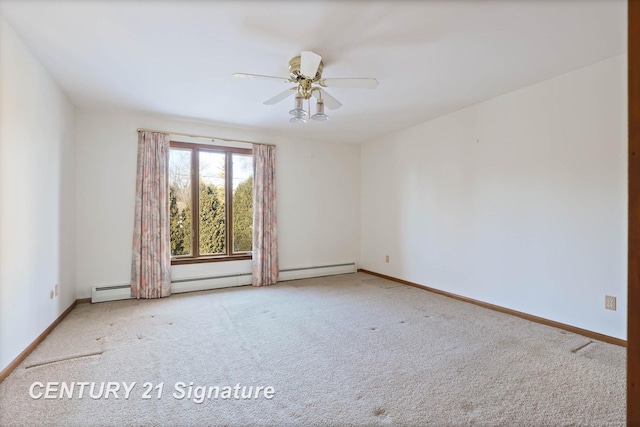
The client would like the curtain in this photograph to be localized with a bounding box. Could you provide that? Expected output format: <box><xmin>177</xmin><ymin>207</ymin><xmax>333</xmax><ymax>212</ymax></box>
<box><xmin>130</xmin><ymin>131</ymin><xmax>171</xmax><ymax>299</ymax></box>
<box><xmin>252</xmin><ymin>144</ymin><xmax>278</xmax><ymax>286</ymax></box>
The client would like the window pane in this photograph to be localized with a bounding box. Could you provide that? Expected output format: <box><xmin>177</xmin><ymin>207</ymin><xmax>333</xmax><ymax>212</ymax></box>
<box><xmin>169</xmin><ymin>148</ymin><xmax>192</xmax><ymax>256</ymax></box>
<box><xmin>199</xmin><ymin>151</ymin><xmax>226</xmax><ymax>255</ymax></box>
<box><xmin>232</xmin><ymin>154</ymin><xmax>253</xmax><ymax>253</ymax></box>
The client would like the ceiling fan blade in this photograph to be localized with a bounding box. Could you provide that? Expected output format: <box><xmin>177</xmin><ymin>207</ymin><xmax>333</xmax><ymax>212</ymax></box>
<box><xmin>263</xmin><ymin>87</ymin><xmax>296</xmax><ymax>105</ymax></box>
<box><xmin>313</xmin><ymin>89</ymin><xmax>342</xmax><ymax>110</ymax></box>
<box><xmin>233</xmin><ymin>73</ymin><xmax>291</xmax><ymax>83</ymax></box>
<box><xmin>300</xmin><ymin>51</ymin><xmax>322</xmax><ymax>79</ymax></box>
<box><xmin>318</xmin><ymin>78</ymin><xmax>379</xmax><ymax>89</ymax></box>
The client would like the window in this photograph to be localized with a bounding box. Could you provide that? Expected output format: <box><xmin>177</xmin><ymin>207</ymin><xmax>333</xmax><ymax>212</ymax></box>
<box><xmin>169</xmin><ymin>141</ymin><xmax>253</xmax><ymax>264</ymax></box>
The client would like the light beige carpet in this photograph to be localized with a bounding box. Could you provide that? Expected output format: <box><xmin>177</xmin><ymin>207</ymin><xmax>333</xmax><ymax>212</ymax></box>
<box><xmin>0</xmin><ymin>273</ymin><xmax>626</xmax><ymax>426</ymax></box>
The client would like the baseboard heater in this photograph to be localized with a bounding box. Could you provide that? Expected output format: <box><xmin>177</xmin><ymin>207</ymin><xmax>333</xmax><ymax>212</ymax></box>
<box><xmin>91</xmin><ymin>262</ymin><xmax>357</xmax><ymax>303</ymax></box>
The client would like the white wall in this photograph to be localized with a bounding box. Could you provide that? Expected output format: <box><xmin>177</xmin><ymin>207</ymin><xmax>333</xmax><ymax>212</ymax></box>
<box><xmin>361</xmin><ymin>55</ymin><xmax>627</xmax><ymax>340</ymax></box>
<box><xmin>75</xmin><ymin>111</ymin><xmax>360</xmax><ymax>298</ymax></box>
<box><xmin>0</xmin><ymin>16</ymin><xmax>76</xmax><ymax>372</ymax></box>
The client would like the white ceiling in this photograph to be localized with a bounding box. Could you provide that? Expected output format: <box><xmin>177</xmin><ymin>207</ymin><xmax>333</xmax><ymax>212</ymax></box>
<box><xmin>0</xmin><ymin>0</ymin><xmax>627</xmax><ymax>144</ymax></box>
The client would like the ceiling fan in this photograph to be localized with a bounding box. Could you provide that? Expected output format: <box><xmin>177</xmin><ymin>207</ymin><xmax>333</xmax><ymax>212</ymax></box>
<box><xmin>233</xmin><ymin>51</ymin><xmax>378</xmax><ymax>123</ymax></box>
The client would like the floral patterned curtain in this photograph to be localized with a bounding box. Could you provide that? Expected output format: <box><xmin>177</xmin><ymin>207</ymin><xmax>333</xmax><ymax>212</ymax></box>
<box><xmin>130</xmin><ymin>131</ymin><xmax>171</xmax><ymax>298</ymax></box>
<box><xmin>252</xmin><ymin>144</ymin><xmax>278</xmax><ymax>286</ymax></box>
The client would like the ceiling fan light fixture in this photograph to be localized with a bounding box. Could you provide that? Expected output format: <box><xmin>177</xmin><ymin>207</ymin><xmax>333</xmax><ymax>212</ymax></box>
<box><xmin>289</xmin><ymin>109</ymin><xmax>306</xmax><ymax>118</ymax></box>
<box><xmin>311</xmin><ymin>98</ymin><xmax>329</xmax><ymax>121</ymax></box>
<box><xmin>234</xmin><ymin>50</ymin><xmax>377</xmax><ymax>123</ymax></box>
<box><xmin>289</xmin><ymin>93</ymin><xmax>306</xmax><ymax>117</ymax></box>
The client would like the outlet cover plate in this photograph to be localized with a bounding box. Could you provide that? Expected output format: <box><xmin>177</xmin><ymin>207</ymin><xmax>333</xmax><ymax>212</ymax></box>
<box><xmin>605</xmin><ymin>295</ymin><xmax>616</xmax><ymax>311</ymax></box>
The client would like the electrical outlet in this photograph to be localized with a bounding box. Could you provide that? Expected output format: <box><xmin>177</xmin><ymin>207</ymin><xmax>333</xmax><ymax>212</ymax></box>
<box><xmin>605</xmin><ymin>295</ymin><xmax>616</xmax><ymax>311</ymax></box>
<box><xmin>49</xmin><ymin>290</ymin><xmax>54</xmax><ymax>299</ymax></box>
<box><xmin>385</xmin><ymin>255</ymin><xmax>389</xmax><ymax>263</ymax></box>
<box><xmin>55</xmin><ymin>284</ymin><xmax>59</xmax><ymax>296</ymax></box>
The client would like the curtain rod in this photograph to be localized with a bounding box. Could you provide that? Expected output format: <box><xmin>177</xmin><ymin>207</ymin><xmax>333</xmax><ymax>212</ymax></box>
<box><xmin>136</xmin><ymin>128</ymin><xmax>276</xmax><ymax>147</ymax></box>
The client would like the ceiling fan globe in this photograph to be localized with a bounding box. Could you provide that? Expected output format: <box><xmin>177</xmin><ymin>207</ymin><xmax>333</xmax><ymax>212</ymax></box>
<box><xmin>311</xmin><ymin>98</ymin><xmax>329</xmax><ymax>121</ymax></box>
<box><xmin>289</xmin><ymin>93</ymin><xmax>306</xmax><ymax>118</ymax></box>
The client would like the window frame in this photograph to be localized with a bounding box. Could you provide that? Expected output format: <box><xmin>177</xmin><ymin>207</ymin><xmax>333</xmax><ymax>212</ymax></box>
<box><xmin>169</xmin><ymin>140</ymin><xmax>253</xmax><ymax>265</ymax></box>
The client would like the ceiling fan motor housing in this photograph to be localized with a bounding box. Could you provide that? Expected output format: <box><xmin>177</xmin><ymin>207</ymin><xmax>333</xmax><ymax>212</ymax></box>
<box><xmin>289</xmin><ymin>56</ymin><xmax>324</xmax><ymax>82</ymax></box>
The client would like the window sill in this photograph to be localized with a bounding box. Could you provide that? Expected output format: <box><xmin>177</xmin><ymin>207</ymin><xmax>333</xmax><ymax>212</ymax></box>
<box><xmin>171</xmin><ymin>254</ymin><xmax>252</xmax><ymax>265</ymax></box>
